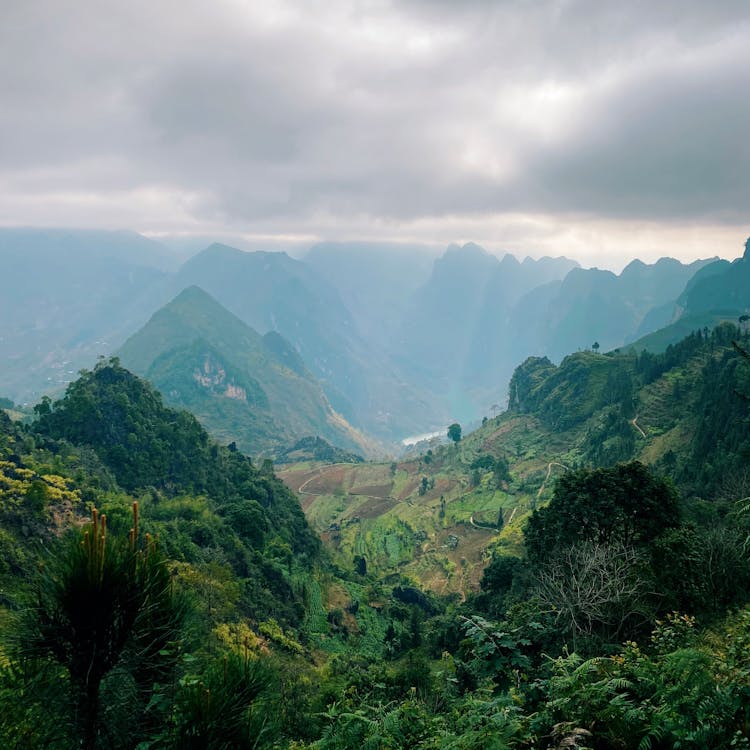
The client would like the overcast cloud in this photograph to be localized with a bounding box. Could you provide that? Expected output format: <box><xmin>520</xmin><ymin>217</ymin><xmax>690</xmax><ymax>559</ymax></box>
<box><xmin>1</xmin><ymin>0</ymin><xmax>749</xmax><ymax>268</ymax></box>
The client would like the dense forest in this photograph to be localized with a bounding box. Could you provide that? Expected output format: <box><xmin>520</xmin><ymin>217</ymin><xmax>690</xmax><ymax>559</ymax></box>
<box><xmin>2</xmin><ymin>328</ymin><xmax>750</xmax><ymax>748</ymax></box>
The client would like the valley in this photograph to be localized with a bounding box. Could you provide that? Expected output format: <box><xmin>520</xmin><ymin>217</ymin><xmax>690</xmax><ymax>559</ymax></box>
<box><xmin>4</xmin><ymin>5</ymin><xmax>750</xmax><ymax>745</ymax></box>
<box><xmin>2</xmin><ymin>233</ymin><xmax>750</xmax><ymax>749</ymax></box>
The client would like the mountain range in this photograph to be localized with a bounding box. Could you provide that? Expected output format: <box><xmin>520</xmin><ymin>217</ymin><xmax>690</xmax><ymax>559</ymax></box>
<box><xmin>2</xmin><ymin>227</ymin><xmax>748</xmax><ymax>454</ymax></box>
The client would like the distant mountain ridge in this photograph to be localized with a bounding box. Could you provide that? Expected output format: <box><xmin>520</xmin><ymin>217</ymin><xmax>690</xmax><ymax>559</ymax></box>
<box><xmin>393</xmin><ymin>243</ymin><xmax>580</xmax><ymax>421</ymax></box>
<box><xmin>304</xmin><ymin>241</ymin><xmax>436</xmax><ymax>349</ymax></box>
<box><xmin>627</xmin><ymin>241</ymin><xmax>750</xmax><ymax>353</ymax></box>
<box><xmin>168</xmin><ymin>243</ymin><xmax>433</xmax><ymax>441</ymax></box>
<box><xmin>0</xmin><ymin>229</ymin><xmax>172</xmax><ymax>403</ymax></box>
<box><xmin>0</xmin><ymin>226</ymin><xmax>740</xmax><ymax>443</ymax></box>
<box><xmin>514</xmin><ymin>256</ymin><xmax>715</xmax><ymax>359</ymax></box>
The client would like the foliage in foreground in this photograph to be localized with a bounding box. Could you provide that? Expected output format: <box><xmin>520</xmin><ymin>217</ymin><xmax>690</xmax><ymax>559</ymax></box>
<box><xmin>2</xmin><ymin>339</ymin><xmax>750</xmax><ymax>749</ymax></box>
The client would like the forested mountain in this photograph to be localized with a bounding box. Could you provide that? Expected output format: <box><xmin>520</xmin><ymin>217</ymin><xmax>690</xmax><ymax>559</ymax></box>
<box><xmin>30</xmin><ymin>359</ymin><xmax>320</xmax><ymax>589</ymax></box>
<box><xmin>388</xmin><ymin>246</ymin><xmax>712</xmax><ymax>423</ymax></box>
<box><xmin>0</xmin><ymin>361</ymin><xmax>341</xmax><ymax>746</ymax></box>
<box><xmin>505</xmin><ymin>321</ymin><xmax>750</xmax><ymax>497</ymax></box>
<box><xmin>681</xmin><ymin>238</ymin><xmax>750</xmax><ymax>313</ymax></box>
<box><xmin>273</xmin><ymin>322</ymin><xmax>750</xmax><ymax>748</ymax></box>
<box><xmin>0</xmin><ymin>227</ymin><xmax>737</xmax><ymax>444</ymax></box>
<box><xmin>117</xmin><ymin>285</ymin><xmax>373</xmax><ymax>456</ymax></box>
<box><xmin>628</xmin><ymin>246</ymin><xmax>750</xmax><ymax>353</ymax></box>
<box><xmin>505</xmin><ymin>255</ymin><xmax>715</xmax><ymax>364</ymax></box>
<box><xmin>283</xmin><ymin>322</ymin><xmax>750</xmax><ymax>595</ymax></box>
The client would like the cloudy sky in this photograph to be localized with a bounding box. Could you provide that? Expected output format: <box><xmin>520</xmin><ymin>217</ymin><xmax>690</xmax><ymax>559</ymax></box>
<box><xmin>1</xmin><ymin>0</ymin><xmax>749</xmax><ymax>269</ymax></box>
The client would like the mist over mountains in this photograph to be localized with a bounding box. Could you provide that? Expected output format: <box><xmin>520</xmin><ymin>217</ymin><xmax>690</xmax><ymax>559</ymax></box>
<box><xmin>1</xmin><ymin>227</ymin><xmax>746</xmax><ymax>454</ymax></box>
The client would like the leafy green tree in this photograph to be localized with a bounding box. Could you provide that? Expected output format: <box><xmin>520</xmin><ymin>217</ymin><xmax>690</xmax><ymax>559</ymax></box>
<box><xmin>447</xmin><ymin>423</ymin><xmax>462</xmax><ymax>444</ymax></box>
<box><xmin>492</xmin><ymin>456</ymin><xmax>510</xmax><ymax>488</ymax></box>
<box><xmin>524</xmin><ymin>461</ymin><xmax>679</xmax><ymax>564</ymax></box>
<box><xmin>458</xmin><ymin>615</ymin><xmax>531</xmax><ymax>692</ymax></box>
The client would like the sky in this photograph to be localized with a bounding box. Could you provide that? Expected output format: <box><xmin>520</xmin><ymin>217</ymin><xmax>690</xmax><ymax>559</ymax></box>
<box><xmin>1</xmin><ymin>0</ymin><xmax>749</xmax><ymax>270</ymax></box>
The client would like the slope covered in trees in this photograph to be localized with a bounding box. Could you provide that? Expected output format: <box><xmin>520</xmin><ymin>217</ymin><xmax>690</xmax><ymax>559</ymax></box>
<box><xmin>283</xmin><ymin>322</ymin><xmax>750</xmax><ymax>596</ymax></box>
<box><xmin>32</xmin><ymin>359</ymin><xmax>320</xmax><ymax>574</ymax></box>
<box><xmin>3</xmin><ymin>228</ymin><xmax>731</xmax><ymax>445</ymax></box>
<box><xmin>2</xmin><ymin>328</ymin><xmax>750</xmax><ymax>748</ymax></box>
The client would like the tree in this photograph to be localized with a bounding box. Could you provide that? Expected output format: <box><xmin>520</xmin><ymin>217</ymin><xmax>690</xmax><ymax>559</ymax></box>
<box><xmin>592</xmin><ymin>341</ymin><xmax>600</xmax><ymax>352</ymax></box>
<box><xmin>18</xmin><ymin>503</ymin><xmax>185</xmax><ymax>749</ymax></box>
<box><xmin>447</xmin><ymin>423</ymin><xmax>462</xmax><ymax>444</ymax></box>
<box><xmin>492</xmin><ymin>455</ymin><xmax>510</xmax><ymax>488</ymax></box>
<box><xmin>534</xmin><ymin>541</ymin><xmax>652</xmax><ymax>647</ymax></box>
<box><xmin>524</xmin><ymin>461</ymin><xmax>679</xmax><ymax>565</ymax></box>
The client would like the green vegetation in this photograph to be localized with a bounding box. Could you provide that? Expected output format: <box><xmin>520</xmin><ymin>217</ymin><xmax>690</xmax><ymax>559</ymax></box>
<box><xmin>2</xmin><ymin>325</ymin><xmax>750</xmax><ymax>748</ymax></box>
<box><xmin>276</xmin><ymin>436</ymin><xmax>364</xmax><ymax>465</ymax></box>
<box><xmin>117</xmin><ymin>285</ymin><xmax>373</xmax><ymax>457</ymax></box>
<box><xmin>447</xmin><ymin>422</ymin><xmax>462</xmax><ymax>443</ymax></box>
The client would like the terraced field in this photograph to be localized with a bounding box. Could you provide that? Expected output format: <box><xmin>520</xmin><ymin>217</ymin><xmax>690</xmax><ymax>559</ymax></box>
<box><xmin>279</xmin><ymin>364</ymin><xmax>707</xmax><ymax>598</ymax></box>
<box><xmin>278</xmin><ymin>418</ymin><xmax>564</xmax><ymax>596</ymax></box>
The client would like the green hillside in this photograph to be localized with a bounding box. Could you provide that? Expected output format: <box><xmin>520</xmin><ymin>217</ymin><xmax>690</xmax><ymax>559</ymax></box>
<box><xmin>281</xmin><ymin>323</ymin><xmax>750</xmax><ymax>594</ymax></box>
<box><xmin>0</xmin><ymin>365</ymin><xmax>421</xmax><ymax>746</ymax></box>
<box><xmin>627</xmin><ymin>247</ymin><xmax>750</xmax><ymax>353</ymax></box>
<box><xmin>3</xmin><ymin>337</ymin><xmax>750</xmax><ymax>749</ymax></box>
<box><xmin>117</xmin><ymin>286</ymin><xmax>375</xmax><ymax>457</ymax></box>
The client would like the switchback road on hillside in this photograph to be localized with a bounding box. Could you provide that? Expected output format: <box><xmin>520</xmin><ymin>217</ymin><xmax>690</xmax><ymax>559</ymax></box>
<box><xmin>294</xmin><ymin>463</ymin><xmax>400</xmax><ymax>505</ymax></box>
<box><xmin>537</xmin><ymin>461</ymin><xmax>569</xmax><ymax>499</ymax></box>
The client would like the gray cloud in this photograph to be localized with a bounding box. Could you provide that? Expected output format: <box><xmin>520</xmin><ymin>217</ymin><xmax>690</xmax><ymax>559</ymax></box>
<box><xmin>1</xmin><ymin>0</ymin><xmax>748</xmax><ymax>262</ymax></box>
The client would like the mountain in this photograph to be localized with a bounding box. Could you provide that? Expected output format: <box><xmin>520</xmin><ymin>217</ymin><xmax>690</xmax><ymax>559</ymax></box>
<box><xmin>626</xmin><ymin>241</ymin><xmax>750</xmax><ymax>353</ymax></box>
<box><xmin>0</xmin><ymin>227</ymin><xmax>185</xmax><ymax>271</ymax></box>
<box><xmin>27</xmin><ymin>360</ymin><xmax>320</xmax><ymax>622</ymax></box>
<box><xmin>117</xmin><ymin>286</ymin><xmax>374</xmax><ymax>456</ymax></box>
<box><xmin>0</xmin><ymin>227</ymin><xmax>735</xmax><ymax>443</ymax></box>
<box><xmin>280</xmin><ymin>321</ymin><xmax>750</xmax><ymax>595</ymax></box>
<box><xmin>394</xmin><ymin>243</ymin><xmax>578</xmax><ymax>422</ymax></box>
<box><xmin>170</xmin><ymin>243</ymin><xmax>432</xmax><ymax>441</ymax></box>
<box><xmin>304</xmin><ymin>241</ymin><xmax>436</xmax><ymax>349</ymax></box>
<box><xmin>680</xmin><ymin>248</ymin><xmax>750</xmax><ymax>315</ymax></box>
<box><xmin>7</xmin><ymin>322</ymin><xmax>750</xmax><ymax>750</ymax></box>
<box><xmin>505</xmin><ymin>255</ymin><xmax>715</xmax><ymax>364</ymax></box>
<box><xmin>463</xmin><ymin>253</ymin><xmax>579</xmax><ymax>386</ymax></box>
<box><xmin>506</xmin><ymin>322</ymin><xmax>750</xmax><ymax>495</ymax></box>
<box><xmin>0</xmin><ymin>228</ymin><xmax>176</xmax><ymax>404</ymax></box>
<box><xmin>398</xmin><ymin>242</ymin><xmax>499</xmax><ymax>384</ymax></box>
